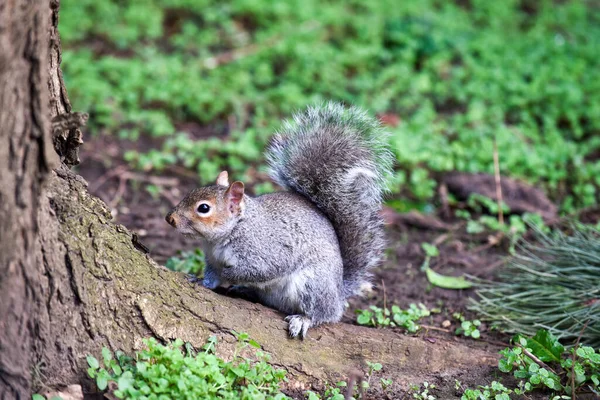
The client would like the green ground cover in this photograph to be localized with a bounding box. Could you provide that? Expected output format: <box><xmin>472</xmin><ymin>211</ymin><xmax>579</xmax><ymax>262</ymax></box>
<box><xmin>60</xmin><ymin>0</ymin><xmax>600</xmax><ymax>211</ymax></box>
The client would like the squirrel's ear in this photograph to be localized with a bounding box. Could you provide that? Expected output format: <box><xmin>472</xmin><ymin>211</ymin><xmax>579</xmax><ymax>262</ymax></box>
<box><xmin>216</xmin><ymin>171</ymin><xmax>229</xmax><ymax>187</ymax></box>
<box><xmin>225</xmin><ymin>181</ymin><xmax>245</xmax><ymax>213</ymax></box>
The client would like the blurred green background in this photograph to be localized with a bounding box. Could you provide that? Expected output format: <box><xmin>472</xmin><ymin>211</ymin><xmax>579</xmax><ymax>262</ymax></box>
<box><xmin>59</xmin><ymin>0</ymin><xmax>600</xmax><ymax>212</ymax></box>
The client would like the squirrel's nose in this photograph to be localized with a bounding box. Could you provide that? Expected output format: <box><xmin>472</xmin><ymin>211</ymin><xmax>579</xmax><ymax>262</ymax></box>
<box><xmin>165</xmin><ymin>212</ymin><xmax>178</xmax><ymax>228</ymax></box>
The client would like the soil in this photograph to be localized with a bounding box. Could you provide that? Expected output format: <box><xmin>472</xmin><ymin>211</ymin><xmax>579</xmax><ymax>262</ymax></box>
<box><xmin>76</xmin><ymin>134</ymin><xmax>551</xmax><ymax>399</ymax></box>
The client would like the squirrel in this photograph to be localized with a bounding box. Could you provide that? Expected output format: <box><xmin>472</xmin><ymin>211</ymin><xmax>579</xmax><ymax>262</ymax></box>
<box><xmin>165</xmin><ymin>102</ymin><xmax>393</xmax><ymax>338</ymax></box>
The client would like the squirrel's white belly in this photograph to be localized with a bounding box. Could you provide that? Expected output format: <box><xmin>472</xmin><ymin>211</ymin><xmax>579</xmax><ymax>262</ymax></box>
<box><xmin>250</xmin><ymin>268</ymin><xmax>314</xmax><ymax>314</ymax></box>
<box><xmin>205</xmin><ymin>242</ymin><xmax>236</xmax><ymax>269</ymax></box>
<box><xmin>206</xmin><ymin>241</ymin><xmax>313</xmax><ymax>314</ymax></box>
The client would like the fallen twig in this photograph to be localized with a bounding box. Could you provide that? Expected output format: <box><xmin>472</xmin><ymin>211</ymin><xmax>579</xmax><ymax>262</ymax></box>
<box><xmin>420</xmin><ymin>324</ymin><xmax>451</xmax><ymax>334</ymax></box>
<box><xmin>493</xmin><ymin>137</ymin><xmax>504</xmax><ymax>225</ymax></box>
<box><xmin>571</xmin><ymin>320</ymin><xmax>590</xmax><ymax>400</ymax></box>
<box><xmin>517</xmin><ymin>344</ymin><xmax>559</xmax><ymax>377</ymax></box>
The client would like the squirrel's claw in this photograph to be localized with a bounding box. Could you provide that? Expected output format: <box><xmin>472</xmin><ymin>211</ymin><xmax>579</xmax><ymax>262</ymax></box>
<box><xmin>186</xmin><ymin>274</ymin><xmax>202</xmax><ymax>284</ymax></box>
<box><xmin>285</xmin><ymin>315</ymin><xmax>312</xmax><ymax>339</ymax></box>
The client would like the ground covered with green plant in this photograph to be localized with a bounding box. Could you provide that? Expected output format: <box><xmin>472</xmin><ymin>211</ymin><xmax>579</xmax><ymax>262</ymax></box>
<box><xmin>74</xmin><ymin>325</ymin><xmax>600</xmax><ymax>399</ymax></box>
<box><xmin>55</xmin><ymin>0</ymin><xmax>600</xmax><ymax>398</ymax></box>
<box><xmin>62</xmin><ymin>0</ymin><xmax>600</xmax><ymax>210</ymax></box>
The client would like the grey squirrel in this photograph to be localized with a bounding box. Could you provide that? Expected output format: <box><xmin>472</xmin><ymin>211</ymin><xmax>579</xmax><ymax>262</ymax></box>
<box><xmin>165</xmin><ymin>102</ymin><xmax>393</xmax><ymax>338</ymax></box>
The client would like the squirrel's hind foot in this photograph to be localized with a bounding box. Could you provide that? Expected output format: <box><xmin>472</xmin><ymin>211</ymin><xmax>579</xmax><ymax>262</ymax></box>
<box><xmin>285</xmin><ymin>315</ymin><xmax>312</xmax><ymax>339</ymax></box>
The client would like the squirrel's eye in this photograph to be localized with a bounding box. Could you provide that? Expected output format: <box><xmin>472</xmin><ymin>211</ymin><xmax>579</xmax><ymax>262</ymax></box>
<box><xmin>197</xmin><ymin>203</ymin><xmax>210</xmax><ymax>214</ymax></box>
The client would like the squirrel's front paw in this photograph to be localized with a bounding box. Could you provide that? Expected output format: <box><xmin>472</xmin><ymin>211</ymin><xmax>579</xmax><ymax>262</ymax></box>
<box><xmin>201</xmin><ymin>266</ymin><xmax>221</xmax><ymax>289</ymax></box>
<box><xmin>202</xmin><ymin>276</ymin><xmax>220</xmax><ymax>290</ymax></box>
<box><xmin>284</xmin><ymin>315</ymin><xmax>312</xmax><ymax>339</ymax></box>
<box><xmin>187</xmin><ymin>273</ymin><xmax>219</xmax><ymax>289</ymax></box>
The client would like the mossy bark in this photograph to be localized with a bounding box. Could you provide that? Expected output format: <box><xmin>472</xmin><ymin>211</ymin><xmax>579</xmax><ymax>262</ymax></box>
<box><xmin>0</xmin><ymin>1</ymin><xmax>501</xmax><ymax>399</ymax></box>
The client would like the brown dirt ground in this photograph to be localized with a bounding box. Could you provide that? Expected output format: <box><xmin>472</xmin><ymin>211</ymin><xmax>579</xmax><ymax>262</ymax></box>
<box><xmin>76</xmin><ymin>135</ymin><xmax>555</xmax><ymax>399</ymax></box>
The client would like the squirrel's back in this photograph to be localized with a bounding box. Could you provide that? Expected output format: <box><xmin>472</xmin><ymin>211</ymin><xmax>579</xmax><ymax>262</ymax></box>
<box><xmin>266</xmin><ymin>102</ymin><xmax>393</xmax><ymax>298</ymax></box>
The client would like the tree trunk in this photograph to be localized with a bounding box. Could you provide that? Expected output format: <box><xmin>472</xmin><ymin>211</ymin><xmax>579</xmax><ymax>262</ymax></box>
<box><xmin>0</xmin><ymin>1</ymin><xmax>500</xmax><ymax>399</ymax></box>
<box><xmin>0</xmin><ymin>0</ymin><xmax>53</xmax><ymax>397</ymax></box>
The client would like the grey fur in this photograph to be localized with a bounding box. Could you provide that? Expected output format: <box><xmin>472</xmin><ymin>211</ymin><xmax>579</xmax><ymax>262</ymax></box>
<box><xmin>186</xmin><ymin>192</ymin><xmax>344</xmax><ymax>335</ymax></box>
<box><xmin>266</xmin><ymin>102</ymin><xmax>393</xmax><ymax>297</ymax></box>
<box><xmin>167</xmin><ymin>102</ymin><xmax>392</xmax><ymax>338</ymax></box>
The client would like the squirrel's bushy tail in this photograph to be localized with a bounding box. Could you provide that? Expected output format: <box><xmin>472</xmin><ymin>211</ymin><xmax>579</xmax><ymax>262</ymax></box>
<box><xmin>266</xmin><ymin>102</ymin><xmax>394</xmax><ymax>298</ymax></box>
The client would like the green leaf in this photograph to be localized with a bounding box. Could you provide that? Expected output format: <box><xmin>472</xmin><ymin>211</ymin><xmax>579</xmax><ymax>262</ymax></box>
<box><xmin>519</xmin><ymin>330</ymin><xmax>564</xmax><ymax>363</ymax></box>
<box><xmin>356</xmin><ymin>312</ymin><xmax>372</xmax><ymax>325</ymax></box>
<box><xmin>102</xmin><ymin>347</ymin><xmax>112</xmax><ymax>364</ymax></box>
<box><xmin>490</xmin><ymin>381</ymin><xmax>505</xmax><ymax>391</ymax></box>
<box><xmin>515</xmin><ymin>369</ymin><xmax>529</xmax><ymax>379</ymax></box>
<box><xmin>112</xmin><ymin>363</ymin><xmax>122</xmax><ymax>376</ymax></box>
<box><xmin>575</xmin><ymin>346</ymin><xmax>598</xmax><ymax>362</ymax></box>
<box><xmin>136</xmin><ymin>362</ymin><xmax>147</xmax><ymax>373</ymax></box>
<box><xmin>466</xmin><ymin>220</ymin><xmax>485</xmax><ymax>234</ymax></box>
<box><xmin>421</xmin><ymin>243</ymin><xmax>439</xmax><ymax>257</ymax></box>
<box><xmin>368</xmin><ymin>362</ymin><xmax>382</xmax><ymax>371</ymax></box>
<box><xmin>96</xmin><ymin>373</ymin><xmax>108</xmax><ymax>391</ymax></box>
<box><xmin>543</xmin><ymin>377</ymin><xmax>557</xmax><ymax>389</ymax></box>
<box><xmin>573</xmin><ymin>363</ymin><xmax>586</xmax><ymax>384</ymax></box>
<box><xmin>87</xmin><ymin>355</ymin><xmax>100</xmax><ymax>369</ymax></box>
<box><xmin>248</xmin><ymin>339</ymin><xmax>261</xmax><ymax>349</ymax></box>
<box><xmin>425</xmin><ymin>267</ymin><xmax>473</xmax><ymax>289</ymax></box>
<box><xmin>306</xmin><ymin>392</ymin><xmax>320</xmax><ymax>400</ymax></box>
<box><xmin>498</xmin><ymin>357</ymin><xmax>512</xmax><ymax>373</ymax></box>
<box><xmin>118</xmin><ymin>371</ymin><xmax>134</xmax><ymax>391</ymax></box>
<box><xmin>32</xmin><ymin>395</ymin><xmax>45</xmax><ymax>400</ymax></box>
<box><xmin>528</xmin><ymin>363</ymin><xmax>539</xmax><ymax>373</ymax></box>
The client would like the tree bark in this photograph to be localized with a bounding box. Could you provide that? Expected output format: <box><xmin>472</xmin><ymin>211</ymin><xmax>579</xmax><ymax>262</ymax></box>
<box><xmin>0</xmin><ymin>1</ymin><xmax>501</xmax><ymax>399</ymax></box>
<box><xmin>0</xmin><ymin>0</ymin><xmax>54</xmax><ymax>397</ymax></box>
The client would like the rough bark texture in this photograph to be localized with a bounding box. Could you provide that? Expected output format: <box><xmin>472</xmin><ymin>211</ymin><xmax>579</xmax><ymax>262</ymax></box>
<box><xmin>0</xmin><ymin>1</ymin><xmax>501</xmax><ymax>399</ymax></box>
<box><xmin>0</xmin><ymin>0</ymin><xmax>53</xmax><ymax>397</ymax></box>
